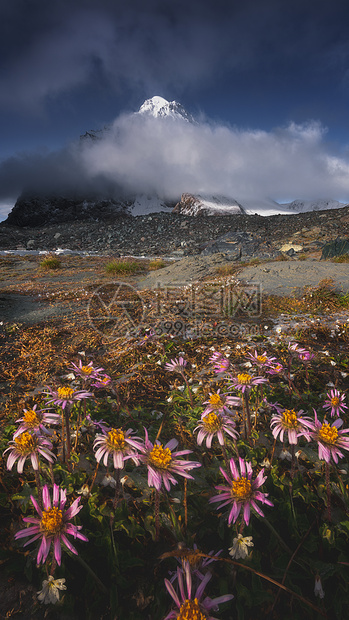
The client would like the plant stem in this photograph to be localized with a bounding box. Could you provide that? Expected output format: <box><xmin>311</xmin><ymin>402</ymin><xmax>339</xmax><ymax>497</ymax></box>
<box><xmin>61</xmin><ymin>409</ymin><xmax>66</xmax><ymax>463</ymax></box>
<box><xmin>64</xmin><ymin>404</ymin><xmax>72</xmax><ymax>469</ymax></box>
<box><xmin>50</xmin><ymin>556</ymin><xmax>57</xmax><ymax>577</ymax></box>
<box><xmin>89</xmin><ymin>462</ymin><xmax>99</xmax><ymax>494</ymax></box>
<box><xmin>181</xmin><ymin>372</ymin><xmax>194</xmax><ymax>408</ymax></box>
<box><xmin>155</xmin><ymin>489</ymin><xmax>160</xmax><ymax>542</ymax></box>
<box><xmin>241</xmin><ymin>397</ymin><xmax>247</xmax><ymax>439</ymax></box>
<box><xmin>110</xmin><ymin>470</ymin><xmax>121</xmax><ymax>529</ymax></box>
<box><xmin>49</xmin><ymin>462</ymin><xmax>55</xmax><ymax>486</ymax></box>
<box><xmin>290</xmin><ymin>444</ymin><xmax>296</xmax><ymax>479</ymax></box>
<box><xmin>243</xmin><ymin>392</ymin><xmax>252</xmax><ymax>438</ymax></box>
<box><xmin>72</xmin><ymin>553</ymin><xmax>108</xmax><ymax>594</ymax></box>
<box><xmin>270</xmin><ymin>437</ymin><xmax>277</xmax><ymax>467</ymax></box>
<box><xmin>34</xmin><ymin>467</ymin><xmax>42</xmax><ymax>510</ymax></box>
<box><xmin>325</xmin><ymin>461</ymin><xmax>331</xmax><ymax>522</ymax></box>
<box><xmin>221</xmin><ymin>441</ymin><xmax>231</xmax><ymax>471</ymax></box>
<box><xmin>183</xmin><ymin>478</ymin><xmax>188</xmax><ymax>530</ymax></box>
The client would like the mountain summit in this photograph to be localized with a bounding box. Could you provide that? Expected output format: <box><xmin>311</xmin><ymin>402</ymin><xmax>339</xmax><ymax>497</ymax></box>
<box><xmin>4</xmin><ymin>95</ymin><xmax>349</xmax><ymax>226</ymax></box>
<box><xmin>137</xmin><ymin>96</ymin><xmax>195</xmax><ymax>122</ymax></box>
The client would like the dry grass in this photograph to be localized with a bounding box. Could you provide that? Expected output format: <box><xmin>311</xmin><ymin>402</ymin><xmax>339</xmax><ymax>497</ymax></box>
<box><xmin>39</xmin><ymin>255</ymin><xmax>61</xmax><ymax>270</ymax></box>
<box><xmin>104</xmin><ymin>258</ymin><xmax>143</xmax><ymax>276</ymax></box>
<box><xmin>263</xmin><ymin>278</ymin><xmax>349</xmax><ymax>316</ymax></box>
<box><xmin>215</xmin><ymin>263</ymin><xmax>240</xmax><ymax>276</ymax></box>
<box><xmin>332</xmin><ymin>254</ymin><xmax>349</xmax><ymax>263</ymax></box>
<box><xmin>147</xmin><ymin>258</ymin><xmax>167</xmax><ymax>270</ymax></box>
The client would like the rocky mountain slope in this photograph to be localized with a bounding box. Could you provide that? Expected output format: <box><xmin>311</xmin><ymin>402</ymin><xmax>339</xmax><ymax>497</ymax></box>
<box><xmin>1</xmin><ymin>204</ymin><xmax>349</xmax><ymax>258</ymax></box>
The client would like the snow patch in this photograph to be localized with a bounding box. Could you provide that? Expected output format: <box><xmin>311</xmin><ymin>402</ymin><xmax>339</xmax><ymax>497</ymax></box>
<box><xmin>126</xmin><ymin>195</ymin><xmax>174</xmax><ymax>216</ymax></box>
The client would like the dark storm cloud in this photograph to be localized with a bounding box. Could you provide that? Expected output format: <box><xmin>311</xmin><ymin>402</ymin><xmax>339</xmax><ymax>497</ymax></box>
<box><xmin>1</xmin><ymin>0</ymin><xmax>349</xmax><ymax>111</ymax></box>
<box><xmin>2</xmin><ymin>0</ymin><xmax>349</xmax><ymax>208</ymax></box>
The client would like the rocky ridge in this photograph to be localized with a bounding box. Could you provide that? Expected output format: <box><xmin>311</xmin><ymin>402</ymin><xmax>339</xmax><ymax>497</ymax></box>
<box><xmin>1</xmin><ymin>204</ymin><xmax>349</xmax><ymax>259</ymax></box>
<box><xmin>173</xmin><ymin>193</ymin><xmax>244</xmax><ymax>216</ymax></box>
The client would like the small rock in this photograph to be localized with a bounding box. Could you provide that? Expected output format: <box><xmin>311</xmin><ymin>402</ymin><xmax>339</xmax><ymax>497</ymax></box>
<box><xmin>26</xmin><ymin>239</ymin><xmax>35</xmax><ymax>248</ymax></box>
<box><xmin>54</xmin><ymin>232</ymin><xmax>61</xmax><ymax>240</ymax></box>
<box><xmin>279</xmin><ymin>243</ymin><xmax>303</xmax><ymax>253</ymax></box>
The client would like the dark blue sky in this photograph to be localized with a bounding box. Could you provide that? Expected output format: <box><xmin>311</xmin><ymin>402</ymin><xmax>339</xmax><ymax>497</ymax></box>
<box><xmin>2</xmin><ymin>0</ymin><xmax>349</xmax><ymax>210</ymax></box>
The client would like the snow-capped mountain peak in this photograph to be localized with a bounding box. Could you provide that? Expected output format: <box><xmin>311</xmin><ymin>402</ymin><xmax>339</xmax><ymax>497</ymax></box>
<box><xmin>280</xmin><ymin>198</ymin><xmax>344</xmax><ymax>213</ymax></box>
<box><xmin>137</xmin><ymin>96</ymin><xmax>194</xmax><ymax>122</ymax></box>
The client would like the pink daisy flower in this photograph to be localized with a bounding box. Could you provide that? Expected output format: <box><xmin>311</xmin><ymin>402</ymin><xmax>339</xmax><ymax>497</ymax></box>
<box><xmin>14</xmin><ymin>484</ymin><xmax>88</xmax><ymax>566</ymax></box>
<box><xmin>208</xmin><ymin>351</ymin><xmax>223</xmax><ymax>365</ymax></box>
<box><xmin>229</xmin><ymin>372</ymin><xmax>268</xmax><ymax>393</ymax></box>
<box><xmin>247</xmin><ymin>350</ymin><xmax>277</xmax><ymax>369</ymax></box>
<box><xmin>164</xmin><ymin>562</ymin><xmax>233</xmax><ymax>620</ymax></box>
<box><xmin>69</xmin><ymin>359</ymin><xmax>104</xmax><ymax>382</ymax></box>
<box><xmin>194</xmin><ymin>412</ymin><xmax>239</xmax><ymax>448</ymax></box>
<box><xmin>266</xmin><ymin>362</ymin><xmax>284</xmax><ymax>375</ymax></box>
<box><xmin>270</xmin><ymin>407</ymin><xmax>313</xmax><ymax>445</ymax></box>
<box><xmin>202</xmin><ymin>389</ymin><xmax>241</xmax><ymax>417</ymax></box>
<box><xmin>288</xmin><ymin>342</ymin><xmax>308</xmax><ymax>354</ymax></box>
<box><xmin>93</xmin><ymin>428</ymin><xmax>143</xmax><ymax>469</ymax></box>
<box><xmin>213</xmin><ymin>357</ymin><xmax>230</xmax><ymax>374</ymax></box>
<box><xmin>4</xmin><ymin>432</ymin><xmax>55</xmax><ymax>473</ymax></box>
<box><xmin>298</xmin><ymin>350</ymin><xmax>314</xmax><ymax>363</ymax></box>
<box><xmin>323</xmin><ymin>389</ymin><xmax>348</xmax><ymax>418</ymax></box>
<box><xmin>209</xmin><ymin>457</ymin><xmax>273</xmax><ymax>526</ymax></box>
<box><xmin>165</xmin><ymin>357</ymin><xmax>187</xmax><ymax>373</ymax></box>
<box><xmin>13</xmin><ymin>404</ymin><xmax>60</xmax><ymax>438</ymax></box>
<box><xmin>91</xmin><ymin>374</ymin><xmax>112</xmax><ymax>389</ymax></box>
<box><xmin>138</xmin><ymin>428</ymin><xmax>201</xmax><ymax>492</ymax></box>
<box><xmin>309</xmin><ymin>410</ymin><xmax>349</xmax><ymax>464</ymax></box>
<box><xmin>44</xmin><ymin>386</ymin><xmax>93</xmax><ymax>410</ymax></box>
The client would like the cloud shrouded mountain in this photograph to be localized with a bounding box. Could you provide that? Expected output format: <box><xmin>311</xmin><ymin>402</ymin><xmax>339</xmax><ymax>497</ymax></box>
<box><xmin>1</xmin><ymin>96</ymin><xmax>349</xmax><ymax>220</ymax></box>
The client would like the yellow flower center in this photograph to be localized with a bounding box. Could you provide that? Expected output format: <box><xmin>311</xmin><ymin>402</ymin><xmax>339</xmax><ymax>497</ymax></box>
<box><xmin>81</xmin><ymin>365</ymin><xmax>93</xmax><ymax>375</ymax></box>
<box><xmin>257</xmin><ymin>355</ymin><xmax>268</xmax><ymax>364</ymax></box>
<box><xmin>209</xmin><ymin>393</ymin><xmax>224</xmax><ymax>408</ymax></box>
<box><xmin>203</xmin><ymin>412</ymin><xmax>222</xmax><ymax>432</ymax></box>
<box><xmin>57</xmin><ymin>387</ymin><xmax>74</xmax><ymax>400</ymax></box>
<box><xmin>14</xmin><ymin>432</ymin><xmax>37</xmax><ymax>454</ymax></box>
<box><xmin>331</xmin><ymin>397</ymin><xmax>340</xmax><ymax>407</ymax></box>
<box><xmin>107</xmin><ymin>429</ymin><xmax>126</xmax><ymax>451</ymax></box>
<box><xmin>237</xmin><ymin>373</ymin><xmax>252</xmax><ymax>385</ymax></box>
<box><xmin>178</xmin><ymin>598</ymin><xmax>206</xmax><ymax>620</ymax></box>
<box><xmin>23</xmin><ymin>409</ymin><xmax>40</xmax><ymax>427</ymax></box>
<box><xmin>40</xmin><ymin>507</ymin><xmax>63</xmax><ymax>536</ymax></box>
<box><xmin>148</xmin><ymin>444</ymin><xmax>172</xmax><ymax>469</ymax></box>
<box><xmin>281</xmin><ymin>409</ymin><xmax>298</xmax><ymax>429</ymax></box>
<box><xmin>318</xmin><ymin>423</ymin><xmax>338</xmax><ymax>445</ymax></box>
<box><xmin>231</xmin><ymin>476</ymin><xmax>252</xmax><ymax>501</ymax></box>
